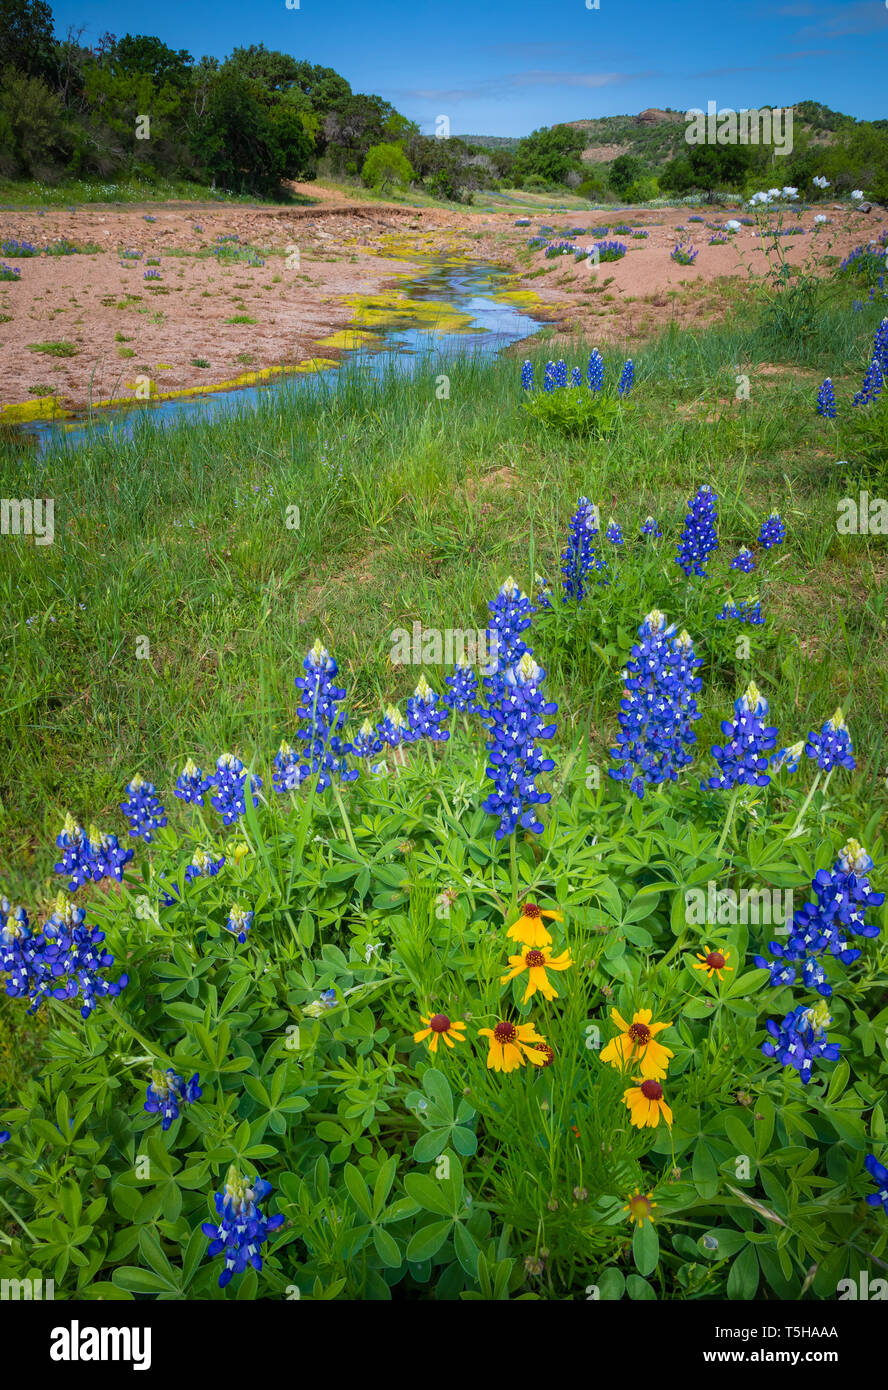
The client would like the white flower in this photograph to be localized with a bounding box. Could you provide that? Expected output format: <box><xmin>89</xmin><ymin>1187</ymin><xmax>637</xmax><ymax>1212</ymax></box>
<box><xmin>814</xmin><ymin>214</ymin><xmax>828</xmax><ymax>224</ymax></box>
<box><xmin>813</xmin><ymin>175</ymin><xmax>830</xmax><ymax>189</ymax></box>
<box><xmin>767</xmin><ymin>187</ymin><xmax>782</xmax><ymax>199</ymax></box>
<box><xmin>782</xmin><ymin>186</ymin><xmax>799</xmax><ymax>200</ymax></box>
<box><xmin>725</xmin><ymin>219</ymin><xmax>741</xmax><ymax>231</ymax></box>
<box><xmin>851</xmin><ymin>189</ymin><xmax>864</xmax><ymax>201</ymax></box>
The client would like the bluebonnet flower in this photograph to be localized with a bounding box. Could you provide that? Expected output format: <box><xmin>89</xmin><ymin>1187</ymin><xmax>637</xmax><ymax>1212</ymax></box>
<box><xmin>201</xmin><ymin>1168</ymin><xmax>284</xmax><ymax>1288</ymax></box>
<box><xmin>350</xmin><ymin>718</ymin><xmax>385</xmax><ymax>757</ymax></box>
<box><xmin>533</xmin><ymin>574</ymin><xmax>553</xmax><ymax>609</ymax></box>
<box><xmin>210</xmin><ymin>753</ymin><xmax>262</xmax><ymax>825</ymax></box>
<box><xmin>86</xmin><ymin>826</ymin><xmax>134</xmax><ymax>884</ymax></box>
<box><xmin>184</xmin><ymin>847</ymin><xmax>226</xmax><ymax>883</ymax></box>
<box><xmin>761</xmin><ymin>1000</ymin><xmax>840</xmax><ymax>1084</ymax></box>
<box><xmin>730</xmin><ymin>547</ymin><xmax>755</xmax><ymax>572</ymax></box>
<box><xmin>703</xmin><ymin>681</ymin><xmax>778</xmax><ymax>790</ymax></box>
<box><xmin>175</xmin><ymin>758</ymin><xmax>212</xmax><ymax>806</ymax></box>
<box><xmin>671</xmin><ymin>238</ymin><xmax>698</xmax><ymax>265</ymax></box>
<box><xmin>606</xmin><ymin>522</ymin><xmax>624</xmax><ymax>545</ymax></box>
<box><xmin>640</xmin><ymin>516</ymin><xmax>662</xmax><ymax>539</ymax></box>
<box><xmin>758</xmin><ymin>511</ymin><xmax>786</xmax><ymax>548</ymax></box>
<box><xmin>406</xmin><ymin>674</ymin><xmax>450</xmax><ymax>743</ymax></box>
<box><xmin>6</xmin><ymin>893</ymin><xmax>129</xmax><ymax>1018</ymax></box>
<box><xmin>377</xmin><ymin>703</ymin><xmax>410</xmax><ymax>749</ymax></box>
<box><xmin>144</xmin><ymin>1068</ymin><xmax>202</xmax><ymax>1130</ymax></box>
<box><xmin>609</xmin><ymin>612</ymin><xmax>702</xmax><ymax>799</ymax></box>
<box><xmin>716</xmin><ymin>597</ymin><xmax>764</xmax><ymax>625</ymax></box>
<box><xmin>521</xmin><ymin>360</ymin><xmax>534</xmax><ymax>391</ymax></box>
<box><xmin>617</xmin><ymin>359</ymin><xmax>634</xmax><ymax>398</ymax></box>
<box><xmin>483</xmin><ymin>576</ymin><xmax>534</xmax><ymax>688</ymax></box>
<box><xmin>1</xmin><ymin>900</ymin><xmax>31</xmax><ymax>999</ymax></box>
<box><xmin>874</xmin><ymin>317</ymin><xmax>888</xmax><ymax>376</ymax></box>
<box><xmin>554</xmin><ymin>359</ymin><xmax>568</xmax><ymax>388</ymax></box>
<box><xmin>804</xmin><ymin>708</ymin><xmax>855</xmax><ymax>772</ymax></box>
<box><xmin>303</xmin><ymin>987</ymin><xmax>338</xmax><ymax>1017</ymax></box>
<box><xmin>570</xmin><ymin>366</ymin><xmax>582</xmax><ymax>388</ymax></box>
<box><xmin>805</xmin><ymin>839</ymin><xmax>884</xmax><ymax>945</ymax></box>
<box><xmin>272</xmin><ymin>740</ymin><xmax>300</xmax><ymax>794</ymax></box>
<box><xmin>543</xmin><ymin>362</ymin><xmax>556</xmax><ymax>393</ymax></box>
<box><xmin>753</xmin><ymin>940</ymin><xmax>798</xmax><ymax>987</ymax></box>
<box><xmin>675</xmin><ymin>484</ymin><xmax>718</xmax><ymax>578</ymax></box>
<box><xmin>120</xmin><ymin>775</ymin><xmax>167</xmax><ymax>843</ymax></box>
<box><xmin>0</xmin><ymin>1130</ymin><xmax>8</xmax><ymax>1144</ymax></box>
<box><xmin>771</xmin><ymin>740</ymin><xmax>804</xmax><ymax>774</ymax></box>
<box><xmin>483</xmin><ymin>652</ymin><xmax>557</xmax><ymax>840</ymax></box>
<box><xmin>444</xmin><ymin>660</ymin><xmax>481</xmax><ymax>715</ymax></box>
<box><xmin>560</xmin><ymin>498</ymin><xmax>608</xmax><ymax>602</ymax></box>
<box><xmin>865</xmin><ymin>1154</ymin><xmax>888</xmax><ymax>1215</ymax></box>
<box><xmin>225</xmin><ymin>904</ymin><xmax>253</xmax><ymax>944</ymax></box>
<box><xmin>852</xmin><ymin>357</ymin><xmax>883</xmax><ymax>407</ymax></box>
<box><xmin>54</xmin><ymin>814</ymin><xmax>93</xmax><ymax>890</ymax></box>
<box><xmin>587</xmin><ymin>349</ymin><xmax>604</xmax><ymax>393</ymax></box>
<box><xmin>290</xmin><ymin>640</ymin><xmax>358</xmax><ymax>789</ymax></box>
<box><xmin>817</xmin><ymin>378</ymin><xmax>837</xmax><ymax>418</ymax></box>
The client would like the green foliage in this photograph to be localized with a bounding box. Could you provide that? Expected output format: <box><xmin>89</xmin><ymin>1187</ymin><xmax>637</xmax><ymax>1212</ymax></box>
<box><xmin>522</xmin><ymin>386</ymin><xmax>624</xmax><ymax>438</ymax></box>
<box><xmin>840</xmin><ymin>394</ymin><xmax>888</xmax><ymax>479</ymax></box>
<box><xmin>361</xmin><ymin>142</ymin><xmax>414</xmax><ymax>192</ymax></box>
<box><xmin>513</xmin><ymin>124</ymin><xmax>586</xmax><ymax>187</ymax></box>
<box><xmin>609</xmin><ymin>154</ymin><xmax>642</xmax><ymax>195</ymax></box>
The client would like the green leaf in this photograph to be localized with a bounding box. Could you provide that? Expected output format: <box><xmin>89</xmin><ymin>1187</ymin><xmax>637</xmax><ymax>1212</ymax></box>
<box><xmin>692</xmin><ymin>1142</ymin><xmax>719</xmax><ymax>1199</ymax></box>
<box><xmin>632</xmin><ymin>1218</ymin><xmax>659</xmax><ymax>1277</ymax></box>
<box><xmin>405</xmin><ymin>1219</ymin><xmax>452</xmax><ymax>1262</ymax></box>
<box><xmin>595</xmin><ymin>1267</ymin><xmax>626</xmax><ymax>1300</ymax></box>
<box><xmin>404</xmin><ymin>1173</ymin><xmax>454</xmax><ymax>1217</ymax></box>
<box><xmin>112</xmin><ymin>1266</ymin><xmax>177</xmax><ymax>1294</ymax></box>
<box><xmin>626</xmin><ymin>1274</ymin><xmax>656</xmax><ymax>1300</ymax></box>
<box><xmin>826</xmin><ymin>1059</ymin><xmax>850</xmax><ymax>1104</ymax></box>
<box><xmin>373</xmin><ymin>1226</ymin><xmax>402</xmax><ymax>1268</ymax></box>
<box><xmin>727</xmin><ymin>1243</ymin><xmax>759</xmax><ymax>1299</ymax></box>
<box><xmin>343</xmin><ymin>1163</ymin><xmax>372</xmax><ymax>1219</ymax></box>
<box><xmin>421</xmin><ymin>1068</ymin><xmax>454</xmax><ymax>1117</ymax></box>
<box><xmin>413</xmin><ymin>1128</ymin><xmax>448</xmax><ymax>1163</ymax></box>
<box><xmin>453</xmin><ymin>1220</ymin><xmax>480</xmax><ymax>1279</ymax></box>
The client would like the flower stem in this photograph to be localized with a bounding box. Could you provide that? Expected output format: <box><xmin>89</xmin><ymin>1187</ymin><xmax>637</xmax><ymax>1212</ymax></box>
<box><xmin>716</xmin><ymin>787</ymin><xmax>740</xmax><ymax>857</ymax></box>
<box><xmin>787</xmin><ymin>772</ymin><xmax>820</xmax><ymax>840</ymax></box>
<box><xmin>331</xmin><ymin>779</ymin><xmax>358</xmax><ymax>856</ymax></box>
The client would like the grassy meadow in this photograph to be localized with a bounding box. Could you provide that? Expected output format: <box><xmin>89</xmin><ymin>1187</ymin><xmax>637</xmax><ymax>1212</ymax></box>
<box><xmin>1</xmin><ymin>260</ymin><xmax>887</xmax><ymax>1303</ymax></box>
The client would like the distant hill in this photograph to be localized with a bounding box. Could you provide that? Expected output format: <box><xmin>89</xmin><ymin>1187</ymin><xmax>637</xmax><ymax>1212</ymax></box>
<box><xmin>460</xmin><ymin>100</ymin><xmax>869</xmax><ymax>170</ymax></box>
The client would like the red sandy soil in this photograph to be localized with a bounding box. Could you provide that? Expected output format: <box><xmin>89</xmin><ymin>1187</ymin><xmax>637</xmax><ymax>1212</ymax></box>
<box><xmin>0</xmin><ymin>191</ymin><xmax>883</xmax><ymax>413</ymax></box>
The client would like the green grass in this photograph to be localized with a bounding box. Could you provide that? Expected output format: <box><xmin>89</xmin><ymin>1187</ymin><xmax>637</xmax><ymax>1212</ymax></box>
<box><xmin>25</xmin><ymin>340</ymin><xmax>79</xmax><ymax>357</ymax></box>
<box><xmin>1</xmin><ymin>289</ymin><xmax>886</xmax><ymax>905</ymax></box>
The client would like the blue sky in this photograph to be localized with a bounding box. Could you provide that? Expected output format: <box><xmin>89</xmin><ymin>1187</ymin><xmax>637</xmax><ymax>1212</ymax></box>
<box><xmin>49</xmin><ymin>0</ymin><xmax>887</xmax><ymax>135</ymax></box>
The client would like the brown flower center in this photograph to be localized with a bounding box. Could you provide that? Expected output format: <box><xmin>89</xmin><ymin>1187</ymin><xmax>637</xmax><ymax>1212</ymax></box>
<box><xmin>534</xmin><ymin>1043</ymin><xmax>555</xmax><ymax>1068</ymax></box>
<box><xmin>628</xmin><ymin>1022</ymin><xmax>651</xmax><ymax>1045</ymax></box>
<box><xmin>429</xmin><ymin>1014</ymin><xmax>450</xmax><ymax>1033</ymax></box>
<box><xmin>706</xmin><ymin>951</ymin><xmax>726</xmax><ymax>969</ymax></box>
<box><xmin>494</xmin><ymin>1021</ymin><xmax>517</xmax><ymax>1044</ymax></box>
<box><xmin>522</xmin><ymin>902</ymin><xmax>541</xmax><ymax>918</ymax></box>
<box><xmin>525</xmin><ymin>949</ymin><xmax>546</xmax><ymax>968</ymax></box>
<box><xmin>640</xmin><ymin>1079</ymin><xmax>663</xmax><ymax>1101</ymax></box>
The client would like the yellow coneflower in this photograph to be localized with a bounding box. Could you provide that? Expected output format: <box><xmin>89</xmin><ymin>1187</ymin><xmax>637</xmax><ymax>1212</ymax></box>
<box><xmin>600</xmin><ymin>1007</ymin><xmax>674</xmax><ymax>1079</ymax></box>
<box><xmin>506</xmin><ymin>901</ymin><xmax>563</xmax><ymax>948</ymax></box>
<box><xmin>623</xmin><ymin>1078</ymin><xmax>673</xmax><ymax>1129</ymax></box>
<box><xmin>501</xmin><ymin>943</ymin><xmax>573</xmax><ymax>1002</ymax></box>
<box><xmin>478</xmin><ymin>1019</ymin><xmax>549</xmax><ymax>1073</ymax></box>
<box><xmin>623</xmin><ymin>1189</ymin><xmax>657</xmax><ymax>1226</ymax></box>
<box><xmin>532</xmin><ymin>1042</ymin><xmax>556</xmax><ymax>1068</ymax></box>
<box><xmin>693</xmin><ymin>945</ymin><xmax>733</xmax><ymax>981</ymax></box>
<box><xmin>413</xmin><ymin>1013</ymin><xmax>467</xmax><ymax>1054</ymax></box>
